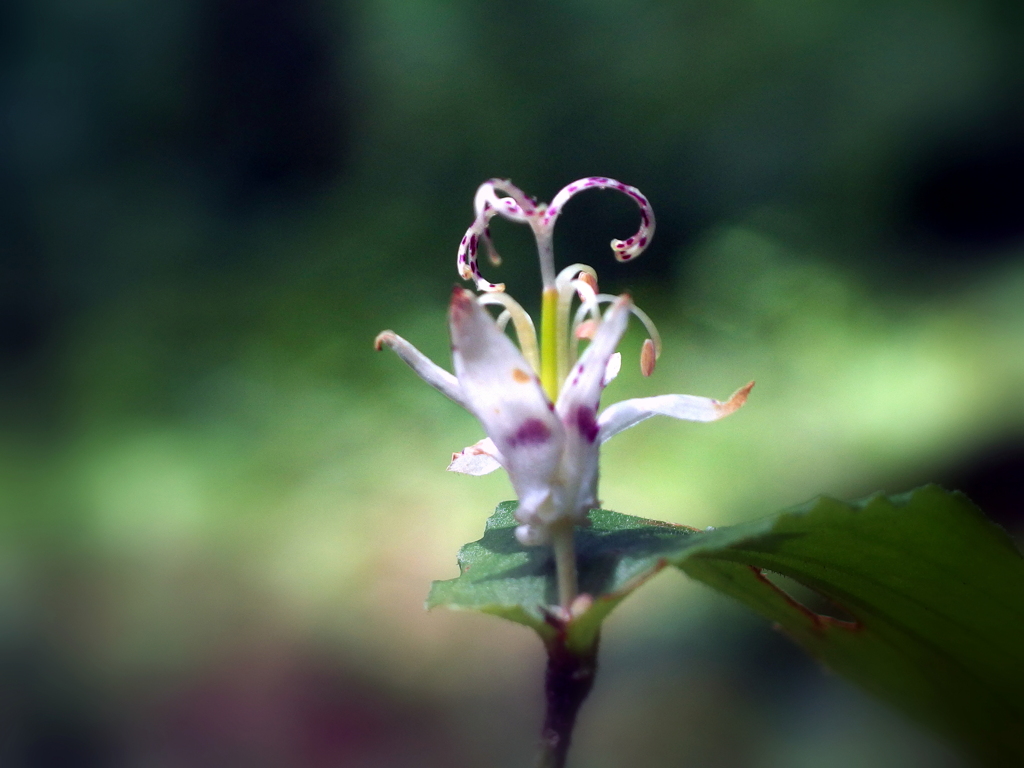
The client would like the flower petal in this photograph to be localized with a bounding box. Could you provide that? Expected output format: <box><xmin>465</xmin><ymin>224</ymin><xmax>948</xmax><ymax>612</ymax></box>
<box><xmin>603</xmin><ymin>352</ymin><xmax>622</xmax><ymax>387</ymax></box>
<box><xmin>596</xmin><ymin>381</ymin><xmax>755</xmax><ymax>443</ymax></box>
<box><xmin>449</xmin><ymin>288</ymin><xmax>565</xmax><ymax>520</ymax></box>
<box><xmin>374</xmin><ymin>330</ymin><xmax>470</xmax><ymax>409</ymax></box>
<box><xmin>448</xmin><ymin>437</ymin><xmax>503</xmax><ymax>475</ymax></box>
<box><xmin>551</xmin><ymin>295</ymin><xmax>632</xmax><ymax>522</ymax></box>
<box><xmin>556</xmin><ymin>295</ymin><xmax>631</xmax><ymax>420</ymax></box>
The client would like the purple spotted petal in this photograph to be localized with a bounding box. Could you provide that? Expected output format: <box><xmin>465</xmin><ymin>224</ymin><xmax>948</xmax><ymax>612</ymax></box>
<box><xmin>448</xmin><ymin>437</ymin><xmax>503</xmax><ymax>475</ymax></box>
<box><xmin>551</xmin><ymin>295</ymin><xmax>632</xmax><ymax>523</ymax></box>
<box><xmin>555</xmin><ymin>295</ymin><xmax>631</xmax><ymax>421</ymax></box>
<box><xmin>448</xmin><ymin>287</ymin><xmax>565</xmax><ymax>523</ymax></box>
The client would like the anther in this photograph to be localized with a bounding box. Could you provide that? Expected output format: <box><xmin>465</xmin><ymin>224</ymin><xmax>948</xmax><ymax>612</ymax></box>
<box><xmin>640</xmin><ymin>338</ymin><xmax>656</xmax><ymax>377</ymax></box>
<box><xmin>575</xmin><ymin>320</ymin><xmax>598</xmax><ymax>340</ymax></box>
<box><xmin>577</xmin><ymin>271</ymin><xmax>598</xmax><ymax>294</ymax></box>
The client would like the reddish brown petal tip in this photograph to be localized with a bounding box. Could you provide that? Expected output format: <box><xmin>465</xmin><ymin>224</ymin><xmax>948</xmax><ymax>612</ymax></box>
<box><xmin>373</xmin><ymin>331</ymin><xmax>395</xmax><ymax>351</ymax></box>
<box><xmin>718</xmin><ymin>381</ymin><xmax>755</xmax><ymax>415</ymax></box>
<box><xmin>448</xmin><ymin>286</ymin><xmax>477</xmax><ymax>323</ymax></box>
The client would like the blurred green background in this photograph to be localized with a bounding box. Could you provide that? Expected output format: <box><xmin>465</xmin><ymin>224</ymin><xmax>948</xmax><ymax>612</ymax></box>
<box><xmin>2</xmin><ymin>0</ymin><xmax>1022</xmax><ymax>765</ymax></box>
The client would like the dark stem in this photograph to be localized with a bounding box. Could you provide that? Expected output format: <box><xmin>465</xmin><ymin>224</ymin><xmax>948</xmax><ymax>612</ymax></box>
<box><xmin>536</xmin><ymin>627</ymin><xmax>600</xmax><ymax>768</ymax></box>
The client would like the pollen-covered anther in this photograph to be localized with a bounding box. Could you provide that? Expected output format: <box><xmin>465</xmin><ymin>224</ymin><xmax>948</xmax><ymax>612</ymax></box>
<box><xmin>640</xmin><ymin>338</ymin><xmax>657</xmax><ymax>377</ymax></box>
<box><xmin>575</xmin><ymin>319</ymin><xmax>597</xmax><ymax>340</ymax></box>
<box><xmin>576</xmin><ymin>271</ymin><xmax>598</xmax><ymax>294</ymax></box>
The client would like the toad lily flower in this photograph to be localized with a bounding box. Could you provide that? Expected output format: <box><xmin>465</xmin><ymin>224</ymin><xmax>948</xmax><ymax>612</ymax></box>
<box><xmin>375</xmin><ymin>177</ymin><xmax>752</xmax><ymax>607</ymax></box>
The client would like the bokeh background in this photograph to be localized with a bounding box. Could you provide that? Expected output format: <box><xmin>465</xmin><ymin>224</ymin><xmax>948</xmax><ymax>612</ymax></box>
<box><xmin>2</xmin><ymin>0</ymin><xmax>1023</xmax><ymax>766</ymax></box>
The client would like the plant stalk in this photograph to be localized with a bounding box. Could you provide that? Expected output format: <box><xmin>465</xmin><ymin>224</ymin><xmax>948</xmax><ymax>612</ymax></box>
<box><xmin>535</xmin><ymin>626</ymin><xmax>600</xmax><ymax>768</ymax></box>
<box><xmin>551</xmin><ymin>524</ymin><xmax>578</xmax><ymax>610</ymax></box>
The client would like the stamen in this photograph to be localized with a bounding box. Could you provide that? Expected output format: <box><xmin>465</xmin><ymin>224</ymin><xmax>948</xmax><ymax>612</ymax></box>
<box><xmin>477</xmin><ymin>293</ymin><xmax>541</xmax><ymax>373</ymax></box>
<box><xmin>582</xmin><ymin>293</ymin><xmax>664</xmax><ymax>374</ymax></box>
<box><xmin>576</xmin><ymin>271</ymin><xmax>598</xmax><ymax>294</ymax></box>
<box><xmin>575</xmin><ymin>320</ymin><xmax>597</xmax><ymax>340</ymax></box>
<box><xmin>555</xmin><ymin>278</ymin><xmax>577</xmax><ymax>386</ymax></box>
<box><xmin>569</xmin><ymin>286</ymin><xmax>606</xmax><ymax>341</ymax></box>
<box><xmin>555</xmin><ymin>263</ymin><xmax>598</xmax><ymax>288</ymax></box>
<box><xmin>571</xmin><ymin>279</ymin><xmax>601</xmax><ymax>321</ymax></box>
<box><xmin>542</xmin><ymin>177</ymin><xmax>656</xmax><ymax>263</ymax></box>
<box><xmin>568</xmin><ymin>278</ymin><xmax>602</xmax><ymax>366</ymax></box>
<box><xmin>553</xmin><ymin>265</ymin><xmax>601</xmax><ymax>383</ymax></box>
<box><xmin>621</xmin><ymin>299</ymin><xmax>663</xmax><ymax>362</ymax></box>
<box><xmin>640</xmin><ymin>338</ymin><xmax>656</xmax><ymax>377</ymax></box>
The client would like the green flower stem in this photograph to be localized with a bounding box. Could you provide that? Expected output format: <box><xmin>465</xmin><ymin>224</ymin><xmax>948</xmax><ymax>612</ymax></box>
<box><xmin>536</xmin><ymin>626</ymin><xmax>600</xmax><ymax>768</ymax></box>
<box><xmin>551</xmin><ymin>523</ymin><xmax>578</xmax><ymax>610</ymax></box>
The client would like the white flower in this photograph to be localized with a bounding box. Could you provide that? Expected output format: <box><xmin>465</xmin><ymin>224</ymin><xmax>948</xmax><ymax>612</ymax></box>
<box><xmin>375</xmin><ymin>177</ymin><xmax>753</xmax><ymax>549</ymax></box>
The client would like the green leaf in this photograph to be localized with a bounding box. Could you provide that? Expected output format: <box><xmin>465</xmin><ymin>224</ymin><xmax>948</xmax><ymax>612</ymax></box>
<box><xmin>426</xmin><ymin>500</ymin><xmax>706</xmax><ymax>650</ymax></box>
<box><xmin>676</xmin><ymin>485</ymin><xmax>1024</xmax><ymax>767</ymax></box>
<box><xmin>428</xmin><ymin>487</ymin><xmax>1024</xmax><ymax>764</ymax></box>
